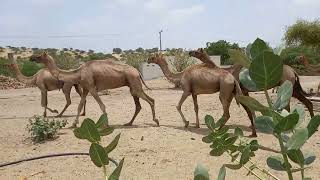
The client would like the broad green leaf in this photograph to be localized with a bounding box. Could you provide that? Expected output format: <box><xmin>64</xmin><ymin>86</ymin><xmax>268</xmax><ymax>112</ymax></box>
<box><xmin>225</xmin><ymin>163</ymin><xmax>242</xmax><ymax>170</ymax></box>
<box><xmin>194</xmin><ymin>164</ymin><xmax>209</xmax><ymax>180</ymax></box>
<box><xmin>216</xmin><ymin>117</ymin><xmax>226</xmax><ymax>128</ymax></box>
<box><xmin>217</xmin><ymin>166</ymin><xmax>226</xmax><ymax>180</ymax></box>
<box><xmin>249</xmin><ymin>51</ymin><xmax>283</xmax><ymax>90</ymax></box>
<box><xmin>228</xmin><ymin>49</ymin><xmax>251</xmax><ymax>68</ymax></box>
<box><xmin>274</xmin><ymin>112</ymin><xmax>299</xmax><ymax>133</ymax></box>
<box><xmin>99</xmin><ymin>127</ymin><xmax>114</xmax><ymax>136</ymax></box>
<box><xmin>306</xmin><ymin>115</ymin><xmax>320</xmax><ymax>138</ymax></box>
<box><xmin>303</xmin><ymin>152</ymin><xmax>316</xmax><ymax>165</ymax></box>
<box><xmin>273</xmin><ymin>81</ymin><xmax>293</xmax><ymax>110</ymax></box>
<box><xmin>236</xmin><ymin>95</ymin><xmax>268</xmax><ymax>112</ymax></box>
<box><xmin>105</xmin><ymin>134</ymin><xmax>121</xmax><ymax>154</ymax></box>
<box><xmin>224</xmin><ymin>136</ymin><xmax>238</xmax><ymax>146</ymax></box>
<box><xmin>287</xmin><ymin>149</ymin><xmax>304</xmax><ymax>165</ymax></box>
<box><xmin>255</xmin><ymin>116</ymin><xmax>274</xmax><ymax>133</ymax></box>
<box><xmin>210</xmin><ymin>146</ymin><xmax>225</xmax><ymax>156</ymax></box>
<box><xmin>202</xmin><ymin>135</ymin><xmax>213</xmax><ymax>144</ymax></box>
<box><xmin>280</xmin><ymin>109</ymin><xmax>290</xmax><ymax>117</ymax></box>
<box><xmin>205</xmin><ymin>115</ymin><xmax>215</xmax><ymax>130</ymax></box>
<box><xmin>291</xmin><ymin>105</ymin><xmax>305</xmax><ymax>127</ymax></box>
<box><xmin>89</xmin><ymin>143</ymin><xmax>108</xmax><ymax>167</ymax></box>
<box><xmin>216</xmin><ymin>126</ymin><xmax>229</xmax><ymax>135</ymax></box>
<box><xmin>73</xmin><ymin>127</ymin><xmax>86</xmax><ymax>139</ymax></box>
<box><xmin>250</xmin><ymin>38</ymin><xmax>270</xmax><ymax>59</ymax></box>
<box><xmin>108</xmin><ymin>158</ymin><xmax>125</xmax><ymax>180</ymax></box>
<box><xmin>239</xmin><ymin>68</ymin><xmax>259</xmax><ymax>91</ymax></box>
<box><xmin>267</xmin><ymin>156</ymin><xmax>286</xmax><ymax>171</ymax></box>
<box><xmin>96</xmin><ymin>114</ymin><xmax>108</xmax><ymax>129</ymax></box>
<box><xmin>285</xmin><ymin>128</ymin><xmax>308</xmax><ymax>150</ymax></box>
<box><xmin>234</xmin><ymin>127</ymin><xmax>244</xmax><ymax>137</ymax></box>
<box><xmin>249</xmin><ymin>140</ymin><xmax>259</xmax><ymax>151</ymax></box>
<box><xmin>240</xmin><ymin>145</ymin><xmax>250</xmax><ymax>165</ymax></box>
<box><xmin>79</xmin><ymin>118</ymin><xmax>101</xmax><ymax>143</ymax></box>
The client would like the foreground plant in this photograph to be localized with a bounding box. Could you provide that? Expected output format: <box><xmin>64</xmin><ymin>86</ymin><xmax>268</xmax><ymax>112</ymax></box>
<box><xmin>27</xmin><ymin>115</ymin><xmax>67</xmax><ymax>143</ymax></box>
<box><xmin>195</xmin><ymin>38</ymin><xmax>319</xmax><ymax>180</ymax></box>
<box><xmin>73</xmin><ymin>114</ymin><xmax>124</xmax><ymax>180</ymax></box>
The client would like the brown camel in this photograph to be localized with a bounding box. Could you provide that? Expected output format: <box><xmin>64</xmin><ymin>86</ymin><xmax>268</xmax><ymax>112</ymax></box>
<box><xmin>148</xmin><ymin>52</ymin><xmax>253</xmax><ymax>135</ymax></box>
<box><xmin>30</xmin><ymin>52</ymin><xmax>158</xmax><ymax>128</ymax></box>
<box><xmin>7</xmin><ymin>53</ymin><xmax>86</xmax><ymax>117</ymax></box>
<box><xmin>147</xmin><ymin>54</ymin><xmax>182</xmax><ymax>87</ymax></box>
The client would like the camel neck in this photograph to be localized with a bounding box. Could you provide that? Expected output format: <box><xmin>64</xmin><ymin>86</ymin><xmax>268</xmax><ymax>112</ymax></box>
<box><xmin>46</xmin><ymin>59</ymin><xmax>81</xmax><ymax>83</ymax></box>
<box><xmin>198</xmin><ymin>55</ymin><xmax>216</xmax><ymax>67</ymax></box>
<box><xmin>12</xmin><ymin>64</ymin><xmax>36</xmax><ymax>85</ymax></box>
<box><xmin>157</xmin><ymin>60</ymin><xmax>181</xmax><ymax>80</ymax></box>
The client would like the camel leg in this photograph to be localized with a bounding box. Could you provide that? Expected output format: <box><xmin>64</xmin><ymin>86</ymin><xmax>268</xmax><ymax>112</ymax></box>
<box><xmin>90</xmin><ymin>89</ymin><xmax>108</xmax><ymax>124</ymax></box>
<box><xmin>240</xmin><ymin>103</ymin><xmax>257</xmax><ymax>137</ymax></box>
<box><xmin>41</xmin><ymin>91</ymin><xmax>47</xmax><ymax>117</ymax></box>
<box><xmin>74</xmin><ymin>85</ymin><xmax>86</xmax><ymax>116</ymax></box>
<box><xmin>71</xmin><ymin>88</ymin><xmax>89</xmax><ymax>128</ymax></box>
<box><xmin>218</xmin><ymin>91</ymin><xmax>232</xmax><ymax>128</ymax></box>
<box><xmin>56</xmin><ymin>86</ymin><xmax>72</xmax><ymax>117</ymax></box>
<box><xmin>137</xmin><ymin>92</ymin><xmax>159</xmax><ymax>126</ymax></box>
<box><xmin>176</xmin><ymin>92</ymin><xmax>191</xmax><ymax>127</ymax></box>
<box><xmin>192</xmin><ymin>94</ymin><xmax>200</xmax><ymax>128</ymax></box>
<box><xmin>293</xmin><ymin>89</ymin><xmax>314</xmax><ymax>117</ymax></box>
<box><xmin>124</xmin><ymin>96</ymin><xmax>142</xmax><ymax>126</ymax></box>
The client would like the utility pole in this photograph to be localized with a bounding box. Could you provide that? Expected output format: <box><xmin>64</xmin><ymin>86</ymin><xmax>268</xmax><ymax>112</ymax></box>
<box><xmin>159</xmin><ymin>30</ymin><xmax>163</xmax><ymax>52</ymax></box>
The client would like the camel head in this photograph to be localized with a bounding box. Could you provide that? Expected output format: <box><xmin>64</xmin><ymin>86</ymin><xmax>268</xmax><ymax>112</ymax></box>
<box><xmin>188</xmin><ymin>48</ymin><xmax>208</xmax><ymax>59</ymax></box>
<box><xmin>147</xmin><ymin>53</ymin><xmax>165</xmax><ymax>64</ymax></box>
<box><xmin>7</xmin><ymin>53</ymin><xmax>18</xmax><ymax>70</ymax></box>
<box><xmin>296</xmin><ymin>55</ymin><xmax>309</xmax><ymax>66</ymax></box>
<box><xmin>30</xmin><ymin>51</ymin><xmax>52</xmax><ymax>65</ymax></box>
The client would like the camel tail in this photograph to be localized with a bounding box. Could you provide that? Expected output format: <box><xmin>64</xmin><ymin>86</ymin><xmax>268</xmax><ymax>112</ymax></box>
<box><xmin>233</xmin><ymin>80</ymin><xmax>243</xmax><ymax>105</ymax></box>
<box><xmin>139</xmin><ymin>73</ymin><xmax>151</xmax><ymax>90</ymax></box>
<box><xmin>294</xmin><ymin>73</ymin><xmax>308</xmax><ymax>96</ymax></box>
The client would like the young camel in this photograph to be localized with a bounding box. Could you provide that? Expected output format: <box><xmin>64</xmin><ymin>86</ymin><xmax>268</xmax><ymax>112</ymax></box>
<box><xmin>148</xmin><ymin>53</ymin><xmax>251</xmax><ymax>135</ymax></box>
<box><xmin>7</xmin><ymin>53</ymin><xmax>86</xmax><ymax>117</ymax></box>
<box><xmin>30</xmin><ymin>52</ymin><xmax>158</xmax><ymax>128</ymax></box>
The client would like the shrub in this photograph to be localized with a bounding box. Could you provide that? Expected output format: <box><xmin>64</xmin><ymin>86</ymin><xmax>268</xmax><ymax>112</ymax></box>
<box><xmin>205</xmin><ymin>40</ymin><xmax>241</xmax><ymax>65</ymax></box>
<box><xmin>113</xmin><ymin>48</ymin><xmax>122</xmax><ymax>54</ymax></box>
<box><xmin>27</xmin><ymin>115</ymin><xmax>67</xmax><ymax>143</ymax></box>
<box><xmin>0</xmin><ymin>57</ymin><xmax>15</xmax><ymax>77</ymax></box>
<box><xmin>170</xmin><ymin>49</ymin><xmax>195</xmax><ymax>72</ymax></box>
<box><xmin>52</xmin><ymin>53</ymin><xmax>80</xmax><ymax>70</ymax></box>
<box><xmin>122</xmin><ymin>52</ymin><xmax>148</xmax><ymax>72</ymax></box>
<box><xmin>20</xmin><ymin>60</ymin><xmax>43</xmax><ymax>76</ymax></box>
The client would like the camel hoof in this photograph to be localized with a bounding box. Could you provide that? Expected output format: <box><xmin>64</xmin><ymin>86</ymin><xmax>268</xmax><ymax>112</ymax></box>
<box><xmin>53</xmin><ymin>110</ymin><xmax>59</xmax><ymax>114</ymax></box>
<box><xmin>195</xmin><ymin>124</ymin><xmax>200</xmax><ymax>128</ymax></box>
<box><xmin>184</xmin><ymin>121</ymin><xmax>190</xmax><ymax>128</ymax></box>
<box><xmin>124</xmin><ymin>123</ymin><xmax>132</xmax><ymax>126</ymax></box>
<box><xmin>248</xmin><ymin>133</ymin><xmax>257</xmax><ymax>138</ymax></box>
<box><xmin>80</xmin><ymin>113</ymin><xmax>86</xmax><ymax>116</ymax></box>
<box><xmin>154</xmin><ymin>119</ymin><xmax>160</xmax><ymax>127</ymax></box>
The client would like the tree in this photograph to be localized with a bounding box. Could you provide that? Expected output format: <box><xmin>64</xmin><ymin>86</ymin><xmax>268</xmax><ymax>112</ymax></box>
<box><xmin>113</xmin><ymin>48</ymin><xmax>122</xmax><ymax>54</ymax></box>
<box><xmin>205</xmin><ymin>40</ymin><xmax>241</xmax><ymax>65</ymax></box>
<box><xmin>135</xmin><ymin>47</ymin><xmax>144</xmax><ymax>53</ymax></box>
<box><xmin>284</xmin><ymin>19</ymin><xmax>320</xmax><ymax>49</ymax></box>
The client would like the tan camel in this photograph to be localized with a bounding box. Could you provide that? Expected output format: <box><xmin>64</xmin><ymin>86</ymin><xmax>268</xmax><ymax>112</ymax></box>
<box><xmin>148</xmin><ymin>51</ymin><xmax>253</xmax><ymax>135</ymax></box>
<box><xmin>147</xmin><ymin>54</ymin><xmax>182</xmax><ymax>87</ymax></box>
<box><xmin>7</xmin><ymin>53</ymin><xmax>86</xmax><ymax>117</ymax></box>
<box><xmin>30</xmin><ymin>52</ymin><xmax>158</xmax><ymax>128</ymax></box>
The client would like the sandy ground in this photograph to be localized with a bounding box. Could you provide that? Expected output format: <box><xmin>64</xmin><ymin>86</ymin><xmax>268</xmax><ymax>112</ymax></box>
<box><xmin>0</xmin><ymin>78</ymin><xmax>319</xmax><ymax>180</ymax></box>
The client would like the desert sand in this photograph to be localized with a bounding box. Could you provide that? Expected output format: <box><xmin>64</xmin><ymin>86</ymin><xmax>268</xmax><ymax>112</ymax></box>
<box><xmin>0</xmin><ymin>78</ymin><xmax>319</xmax><ymax>180</ymax></box>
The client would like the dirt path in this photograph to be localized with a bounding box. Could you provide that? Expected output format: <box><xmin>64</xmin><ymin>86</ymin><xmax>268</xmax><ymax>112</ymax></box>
<box><xmin>0</xmin><ymin>78</ymin><xmax>319</xmax><ymax>180</ymax></box>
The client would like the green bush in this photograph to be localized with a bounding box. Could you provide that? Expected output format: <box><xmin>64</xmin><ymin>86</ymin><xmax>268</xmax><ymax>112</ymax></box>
<box><xmin>280</xmin><ymin>46</ymin><xmax>320</xmax><ymax>65</ymax></box>
<box><xmin>122</xmin><ymin>52</ymin><xmax>148</xmax><ymax>72</ymax></box>
<box><xmin>52</xmin><ymin>53</ymin><xmax>80</xmax><ymax>70</ymax></box>
<box><xmin>170</xmin><ymin>49</ymin><xmax>195</xmax><ymax>72</ymax></box>
<box><xmin>27</xmin><ymin>115</ymin><xmax>67</xmax><ymax>143</ymax></box>
<box><xmin>20</xmin><ymin>60</ymin><xmax>43</xmax><ymax>76</ymax></box>
<box><xmin>205</xmin><ymin>40</ymin><xmax>241</xmax><ymax>65</ymax></box>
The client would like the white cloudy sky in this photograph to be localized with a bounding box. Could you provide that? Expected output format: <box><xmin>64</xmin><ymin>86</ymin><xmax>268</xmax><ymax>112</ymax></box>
<box><xmin>0</xmin><ymin>0</ymin><xmax>319</xmax><ymax>52</ymax></box>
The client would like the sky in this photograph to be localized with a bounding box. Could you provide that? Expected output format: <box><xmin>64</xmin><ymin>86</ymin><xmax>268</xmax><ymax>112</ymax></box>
<box><xmin>0</xmin><ymin>0</ymin><xmax>319</xmax><ymax>53</ymax></box>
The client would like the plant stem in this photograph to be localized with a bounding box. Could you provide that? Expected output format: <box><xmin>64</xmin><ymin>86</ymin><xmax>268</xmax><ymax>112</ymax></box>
<box><xmin>301</xmin><ymin>164</ymin><xmax>305</xmax><ymax>179</ymax></box>
<box><xmin>277</xmin><ymin>135</ymin><xmax>293</xmax><ymax>180</ymax></box>
<box><xmin>102</xmin><ymin>165</ymin><xmax>107</xmax><ymax>179</ymax></box>
<box><xmin>264</xmin><ymin>89</ymin><xmax>273</xmax><ymax>107</ymax></box>
<box><xmin>248</xmin><ymin>159</ymin><xmax>280</xmax><ymax>180</ymax></box>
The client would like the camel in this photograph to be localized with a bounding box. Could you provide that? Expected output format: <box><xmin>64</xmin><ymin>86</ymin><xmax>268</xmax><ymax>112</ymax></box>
<box><xmin>8</xmin><ymin>54</ymin><xmax>86</xmax><ymax>116</ymax></box>
<box><xmin>7</xmin><ymin>53</ymin><xmax>86</xmax><ymax>117</ymax></box>
<box><xmin>147</xmin><ymin>55</ymin><xmax>182</xmax><ymax>87</ymax></box>
<box><xmin>30</xmin><ymin>52</ymin><xmax>158</xmax><ymax>128</ymax></box>
<box><xmin>297</xmin><ymin>55</ymin><xmax>320</xmax><ymax>94</ymax></box>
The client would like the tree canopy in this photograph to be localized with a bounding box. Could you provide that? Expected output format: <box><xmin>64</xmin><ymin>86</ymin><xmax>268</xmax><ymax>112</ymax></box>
<box><xmin>205</xmin><ymin>40</ymin><xmax>241</xmax><ymax>65</ymax></box>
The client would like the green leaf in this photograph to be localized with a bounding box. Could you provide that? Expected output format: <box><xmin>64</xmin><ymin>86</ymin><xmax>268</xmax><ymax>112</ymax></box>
<box><xmin>217</xmin><ymin>166</ymin><xmax>226</xmax><ymax>180</ymax></box>
<box><xmin>249</xmin><ymin>140</ymin><xmax>259</xmax><ymax>151</ymax></box>
<box><xmin>224</xmin><ymin>136</ymin><xmax>238</xmax><ymax>146</ymax></box>
<box><xmin>96</xmin><ymin>114</ymin><xmax>108</xmax><ymax>129</ymax></box>
<box><xmin>291</xmin><ymin>105</ymin><xmax>305</xmax><ymax>127</ymax></box>
<box><xmin>231</xmin><ymin>153</ymin><xmax>240</xmax><ymax>162</ymax></box>
<box><xmin>202</xmin><ymin>133</ymin><xmax>214</xmax><ymax>143</ymax></box>
<box><xmin>250</xmin><ymin>38</ymin><xmax>270</xmax><ymax>59</ymax></box>
<box><xmin>240</xmin><ymin>145</ymin><xmax>250</xmax><ymax>165</ymax></box>
<box><xmin>285</xmin><ymin>128</ymin><xmax>308</xmax><ymax>150</ymax></box>
<box><xmin>234</xmin><ymin>127</ymin><xmax>244</xmax><ymax>137</ymax></box>
<box><xmin>108</xmin><ymin>158</ymin><xmax>125</xmax><ymax>180</ymax></box>
<box><xmin>194</xmin><ymin>164</ymin><xmax>209</xmax><ymax>180</ymax></box>
<box><xmin>99</xmin><ymin>127</ymin><xmax>114</xmax><ymax>136</ymax></box>
<box><xmin>236</xmin><ymin>95</ymin><xmax>268</xmax><ymax>112</ymax></box>
<box><xmin>205</xmin><ymin>115</ymin><xmax>215</xmax><ymax>131</ymax></box>
<box><xmin>303</xmin><ymin>152</ymin><xmax>316</xmax><ymax>165</ymax></box>
<box><xmin>73</xmin><ymin>127</ymin><xmax>86</xmax><ymax>139</ymax></box>
<box><xmin>78</xmin><ymin>118</ymin><xmax>101</xmax><ymax>143</ymax></box>
<box><xmin>249</xmin><ymin>51</ymin><xmax>283</xmax><ymax>90</ymax></box>
<box><xmin>255</xmin><ymin>116</ymin><xmax>275</xmax><ymax>133</ymax></box>
<box><xmin>105</xmin><ymin>134</ymin><xmax>121</xmax><ymax>154</ymax></box>
<box><xmin>274</xmin><ymin>112</ymin><xmax>299</xmax><ymax>133</ymax></box>
<box><xmin>306</xmin><ymin>115</ymin><xmax>320</xmax><ymax>138</ymax></box>
<box><xmin>210</xmin><ymin>146</ymin><xmax>225</xmax><ymax>156</ymax></box>
<box><xmin>216</xmin><ymin>117</ymin><xmax>226</xmax><ymax>128</ymax></box>
<box><xmin>89</xmin><ymin>143</ymin><xmax>108</xmax><ymax>167</ymax></box>
<box><xmin>239</xmin><ymin>68</ymin><xmax>259</xmax><ymax>91</ymax></box>
<box><xmin>273</xmin><ymin>81</ymin><xmax>293</xmax><ymax>110</ymax></box>
<box><xmin>228</xmin><ymin>49</ymin><xmax>251</xmax><ymax>68</ymax></box>
<box><xmin>267</xmin><ymin>156</ymin><xmax>286</xmax><ymax>171</ymax></box>
<box><xmin>216</xmin><ymin>126</ymin><xmax>229</xmax><ymax>135</ymax></box>
<box><xmin>225</xmin><ymin>163</ymin><xmax>242</xmax><ymax>170</ymax></box>
<box><xmin>287</xmin><ymin>149</ymin><xmax>304</xmax><ymax>165</ymax></box>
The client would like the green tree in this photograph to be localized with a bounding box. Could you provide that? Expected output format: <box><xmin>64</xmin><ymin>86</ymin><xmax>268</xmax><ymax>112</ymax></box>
<box><xmin>205</xmin><ymin>40</ymin><xmax>241</xmax><ymax>65</ymax></box>
<box><xmin>113</xmin><ymin>48</ymin><xmax>122</xmax><ymax>54</ymax></box>
<box><xmin>284</xmin><ymin>19</ymin><xmax>320</xmax><ymax>49</ymax></box>
<box><xmin>135</xmin><ymin>47</ymin><xmax>144</xmax><ymax>53</ymax></box>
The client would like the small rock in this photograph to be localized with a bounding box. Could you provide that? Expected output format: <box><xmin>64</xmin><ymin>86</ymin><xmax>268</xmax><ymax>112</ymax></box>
<box><xmin>141</xmin><ymin>136</ymin><xmax>144</xmax><ymax>141</ymax></box>
<box><xmin>190</xmin><ymin>138</ymin><xmax>195</xmax><ymax>140</ymax></box>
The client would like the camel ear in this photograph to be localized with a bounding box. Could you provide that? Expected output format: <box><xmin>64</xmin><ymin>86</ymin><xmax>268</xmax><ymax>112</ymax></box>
<box><xmin>199</xmin><ymin>48</ymin><xmax>204</xmax><ymax>53</ymax></box>
<box><xmin>42</xmin><ymin>51</ymin><xmax>48</xmax><ymax>56</ymax></box>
